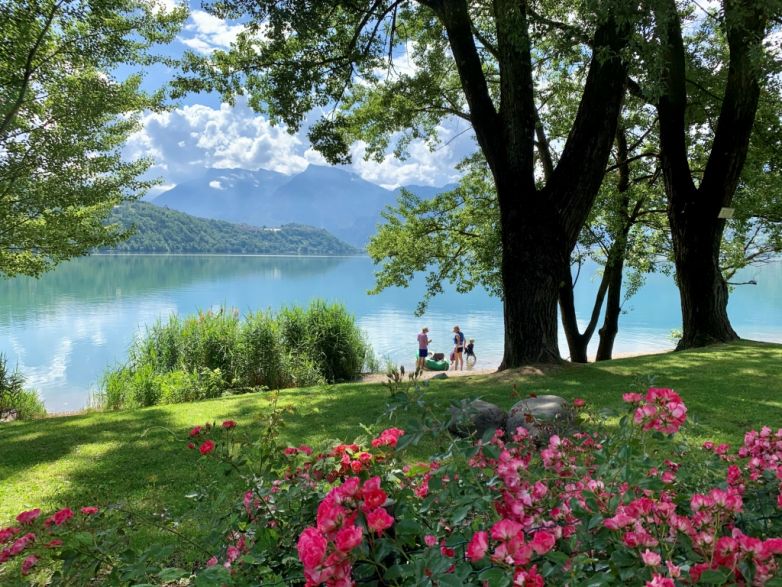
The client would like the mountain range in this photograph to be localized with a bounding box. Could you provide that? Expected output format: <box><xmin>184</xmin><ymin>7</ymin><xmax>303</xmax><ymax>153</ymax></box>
<box><xmin>151</xmin><ymin>165</ymin><xmax>455</xmax><ymax>247</ymax></box>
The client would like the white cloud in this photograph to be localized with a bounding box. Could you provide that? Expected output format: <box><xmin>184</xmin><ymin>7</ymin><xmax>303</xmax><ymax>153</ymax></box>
<box><xmin>180</xmin><ymin>10</ymin><xmax>245</xmax><ymax>54</ymax></box>
<box><xmin>125</xmin><ymin>98</ymin><xmax>470</xmax><ymax>192</ymax></box>
<box><xmin>371</xmin><ymin>46</ymin><xmax>420</xmax><ymax>82</ymax></box>
<box><xmin>143</xmin><ymin>0</ymin><xmax>181</xmax><ymax>15</ymax></box>
<box><xmin>765</xmin><ymin>30</ymin><xmax>782</xmax><ymax>58</ymax></box>
<box><xmin>124</xmin><ymin>99</ymin><xmax>318</xmax><ymax>186</ymax></box>
<box><xmin>209</xmin><ymin>180</ymin><xmax>225</xmax><ymax>190</ymax></box>
<box><xmin>349</xmin><ymin>119</ymin><xmax>472</xmax><ymax>189</ymax></box>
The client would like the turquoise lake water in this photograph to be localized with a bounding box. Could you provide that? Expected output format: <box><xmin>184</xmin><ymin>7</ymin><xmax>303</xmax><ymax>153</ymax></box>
<box><xmin>0</xmin><ymin>255</ymin><xmax>779</xmax><ymax>412</ymax></box>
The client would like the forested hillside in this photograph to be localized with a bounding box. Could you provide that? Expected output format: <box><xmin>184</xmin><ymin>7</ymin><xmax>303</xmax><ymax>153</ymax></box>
<box><xmin>101</xmin><ymin>202</ymin><xmax>358</xmax><ymax>255</ymax></box>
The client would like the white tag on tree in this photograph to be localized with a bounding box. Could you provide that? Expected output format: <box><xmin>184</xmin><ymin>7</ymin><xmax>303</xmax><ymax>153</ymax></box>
<box><xmin>718</xmin><ymin>207</ymin><xmax>735</xmax><ymax>219</ymax></box>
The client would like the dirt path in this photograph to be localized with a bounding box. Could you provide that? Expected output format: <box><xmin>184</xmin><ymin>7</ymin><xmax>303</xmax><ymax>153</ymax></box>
<box><xmin>360</xmin><ymin>367</ymin><xmax>496</xmax><ymax>384</ymax></box>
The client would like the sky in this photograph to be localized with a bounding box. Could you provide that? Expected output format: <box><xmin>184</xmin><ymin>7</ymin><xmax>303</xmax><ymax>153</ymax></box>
<box><xmin>124</xmin><ymin>1</ymin><xmax>476</xmax><ymax>196</ymax></box>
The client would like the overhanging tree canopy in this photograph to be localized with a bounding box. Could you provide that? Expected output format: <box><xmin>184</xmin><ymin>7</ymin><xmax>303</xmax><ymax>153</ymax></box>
<box><xmin>0</xmin><ymin>0</ymin><xmax>185</xmax><ymax>277</ymax></box>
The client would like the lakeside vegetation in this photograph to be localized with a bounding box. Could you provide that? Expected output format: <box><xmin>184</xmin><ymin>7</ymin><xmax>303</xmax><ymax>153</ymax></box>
<box><xmin>98</xmin><ymin>301</ymin><xmax>376</xmax><ymax>410</ymax></box>
<box><xmin>0</xmin><ymin>355</ymin><xmax>45</xmax><ymax>422</ymax></box>
<box><xmin>101</xmin><ymin>202</ymin><xmax>358</xmax><ymax>256</ymax></box>
<box><xmin>1</xmin><ymin>342</ymin><xmax>779</xmax><ymax>572</ymax></box>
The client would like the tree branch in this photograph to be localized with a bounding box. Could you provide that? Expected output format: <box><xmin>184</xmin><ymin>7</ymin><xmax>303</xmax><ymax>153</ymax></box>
<box><xmin>431</xmin><ymin>1</ymin><xmax>502</xmax><ymax>169</ymax></box>
<box><xmin>0</xmin><ymin>0</ymin><xmax>62</xmax><ymax>136</ymax></box>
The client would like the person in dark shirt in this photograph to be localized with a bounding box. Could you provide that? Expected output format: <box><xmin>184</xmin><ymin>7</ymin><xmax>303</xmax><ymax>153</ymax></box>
<box><xmin>452</xmin><ymin>325</ymin><xmax>465</xmax><ymax>371</ymax></box>
<box><xmin>465</xmin><ymin>338</ymin><xmax>476</xmax><ymax>367</ymax></box>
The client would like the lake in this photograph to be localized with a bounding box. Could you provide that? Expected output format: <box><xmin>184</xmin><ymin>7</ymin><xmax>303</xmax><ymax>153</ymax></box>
<box><xmin>0</xmin><ymin>255</ymin><xmax>780</xmax><ymax>412</ymax></box>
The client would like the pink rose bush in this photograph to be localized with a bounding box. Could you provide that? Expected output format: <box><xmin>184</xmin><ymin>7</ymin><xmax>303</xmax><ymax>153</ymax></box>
<box><xmin>169</xmin><ymin>389</ymin><xmax>782</xmax><ymax>585</ymax></box>
<box><xmin>624</xmin><ymin>387</ymin><xmax>688</xmax><ymax>435</ymax></box>
<box><xmin>296</xmin><ymin>475</ymin><xmax>395</xmax><ymax>585</ymax></box>
<box><xmin>4</xmin><ymin>389</ymin><xmax>782</xmax><ymax>585</ymax></box>
<box><xmin>0</xmin><ymin>506</ymin><xmax>100</xmax><ymax>577</ymax></box>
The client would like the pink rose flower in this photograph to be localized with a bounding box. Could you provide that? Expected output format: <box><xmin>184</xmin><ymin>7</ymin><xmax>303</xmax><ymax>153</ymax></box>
<box><xmin>297</xmin><ymin>527</ymin><xmax>327</xmax><ymax>569</ymax></box>
<box><xmin>222</xmin><ymin>420</ymin><xmax>236</xmax><ymax>429</ymax></box>
<box><xmin>21</xmin><ymin>554</ymin><xmax>38</xmax><ymax>575</ymax></box>
<box><xmin>361</xmin><ymin>477</ymin><xmax>387</xmax><ymax>510</ymax></box>
<box><xmin>512</xmin><ymin>564</ymin><xmax>544</xmax><ymax>587</ymax></box>
<box><xmin>80</xmin><ymin>506</ymin><xmax>99</xmax><ymax>515</ymax></box>
<box><xmin>44</xmin><ymin>508</ymin><xmax>73</xmax><ymax>527</ymax></box>
<box><xmin>490</xmin><ymin>518</ymin><xmax>522</xmax><ymax>541</ymax></box>
<box><xmin>370</xmin><ymin>427</ymin><xmax>405</xmax><ymax>448</ymax></box>
<box><xmin>365</xmin><ymin>508</ymin><xmax>394</xmax><ymax>534</ymax></box>
<box><xmin>316</xmin><ymin>496</ymin><xmax>350</xmax><ymax>534</ymax></box>
<box><xmin>335</xmin><ymin>524</ymin><xmax>363</xmax><ymax>552</ymax></box>
<box><xmin>189</xmin><ymin>426</ymin><xmax>202</xmax><ymax>437</ymax></box>
<box><xmin>7</xmin><ymin>533</ymin><xmax>35</xmax><ymax>556</ymax></box>
<box><xmin>641</xmin><ymin>549</ymin><xmax>661</xmax><ymax>566</ymax></box>
<box><xmin>424</xmin><ymin>534</ymin><xmax>437</xmax><ymax>547</ymax></box>
<box><xmin>530</xmin><ymin>530</ymin><xmax>556</xmax><ymax>555</ymax></box>
<box><xmin>0</xmin><ymin>527</ymin><xmax>20</xmax><ymax>544</ymax></box>
<box><xmin>16</xmin><ymin>509</ymin><xmax>41</xmax><ymax>525</ymax></box>
<box><xmin>466</xmin><ymin>531</ymin><xmax>488</xmax><ymax>562</ymax></box>
<box><xmin>199</xmin><ymin>440</ymin><xmax>215</xmax><ymax>455</ymax></box>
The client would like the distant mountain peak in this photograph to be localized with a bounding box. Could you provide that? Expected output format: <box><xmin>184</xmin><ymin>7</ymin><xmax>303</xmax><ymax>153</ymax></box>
<box><xmin>153</xmin><ymin>165</ymin><xmax>455</xmax><ymax>247</ymax></box>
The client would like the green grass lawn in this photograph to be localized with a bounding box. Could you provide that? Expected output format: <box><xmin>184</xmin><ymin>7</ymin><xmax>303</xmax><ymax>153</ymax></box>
<box><xmin>1</xmin><ymin>340</ymin><xmax>780</xmax><ymax>564</ymax></box>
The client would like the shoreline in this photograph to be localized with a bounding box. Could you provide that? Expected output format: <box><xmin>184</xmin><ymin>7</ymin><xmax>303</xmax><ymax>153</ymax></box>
<box><xmin>33</xmin><ymin>342</ymin><xmax>779</xmax><ymax>418</ymax></box>
<box><xmin>360</xmin><ymin>346</ymin><xmax>674</xmax><ymax>384</ymax></box>
<box><xmin>90</xmin><ymin>252</ymin><xmax>369</xmax><ymax>259</ymax></box>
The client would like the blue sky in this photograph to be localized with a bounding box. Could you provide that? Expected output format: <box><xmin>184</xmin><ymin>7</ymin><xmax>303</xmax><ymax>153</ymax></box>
<box><xmin>125</xmin><ymin>0</ymin><xmax>477</xmax><ymax>195</ymax></box>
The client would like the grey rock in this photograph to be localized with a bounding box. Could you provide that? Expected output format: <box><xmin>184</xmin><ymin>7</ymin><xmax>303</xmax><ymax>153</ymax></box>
<box><xmin>431</xmin><ymin>373</ymin><xmax>448</xmax><ymax>380</ymax></box>
<box><xmin>506</xmin><ymin>395</ymin><xmax>572</xmax><ymax>442</ymax></box>
<box><xmin>448</xmin><ymin>399</ymin><xmax>507</xmax><ymax>438</ymax></box>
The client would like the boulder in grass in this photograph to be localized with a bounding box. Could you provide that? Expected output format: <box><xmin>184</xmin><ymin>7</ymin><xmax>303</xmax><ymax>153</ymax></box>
<box><xmin>506</xmin><ymin>395</ymin><xmax>573</xmax><ymax>443</ymax></box>
<box><xmin>448</xmin><ymin>399</ymin><xmax>507</xmax><ymax>438</ymax></box>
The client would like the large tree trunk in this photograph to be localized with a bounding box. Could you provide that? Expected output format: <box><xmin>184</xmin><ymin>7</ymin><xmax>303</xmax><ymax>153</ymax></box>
<box><xmin>668</xmin><ymin>198</ymin><xmax>738</xmax><ymax>348</ymax></box>
<box><xmin>497</xmin><ymin>180</ymin><xmax>565</xmax><ymax>368</ymax></box>
<box><xmin>654</xmin><ymin>0</ymin><xmax>767</xmax><ymax>349</ymax></box>
<box><xmin>498</xmin><ymin>237</ymin><xmax>564</xmax><ymax>367</ymax></box>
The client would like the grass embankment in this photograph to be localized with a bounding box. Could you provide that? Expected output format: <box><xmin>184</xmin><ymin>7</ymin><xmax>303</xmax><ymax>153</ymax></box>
<box><xmin>1</xmin><ymin>340</ymin><xmax>780</xmax><ymax>563</ymax></box>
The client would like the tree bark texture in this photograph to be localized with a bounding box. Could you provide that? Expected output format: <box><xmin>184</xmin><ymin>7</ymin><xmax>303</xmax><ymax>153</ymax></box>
<box><xmin>655</xmin><ymin>0</ymin><xmax>768</xmax><ymax>349</ymax></box>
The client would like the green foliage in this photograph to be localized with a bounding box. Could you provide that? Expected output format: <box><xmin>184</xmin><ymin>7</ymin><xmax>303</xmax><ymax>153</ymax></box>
<box><xmin>99</xmin><ymin>302</ymin><xmax>375</xmax><ymax>409</ymax></box>
<box><xmin>368</xmin><ymin>156</ymin><xmax>501</xmax><ymax>315</ymax></box>
<box><xmin>299</xmin><ymin>300</ymin><xmax>374</xmax><ymax>382</ymax></box>
<box><xmin>0</xmin><ymin>354</ymin><xmax>46</xmax><ymax>421</ymax></box>
<box><xmin>236</xmin><ymin>311</ymin><xmax>288</xmax><ymax>389</ymax></box>
<box><xmin>103</xmin><ymin>202</ymin><xmax>359</xmax><ymax>255</ymax></box>
<box><xmin>0</xmin><ymin>0</ymin><xmax>186</xmax><ymax>278</ymax></box>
